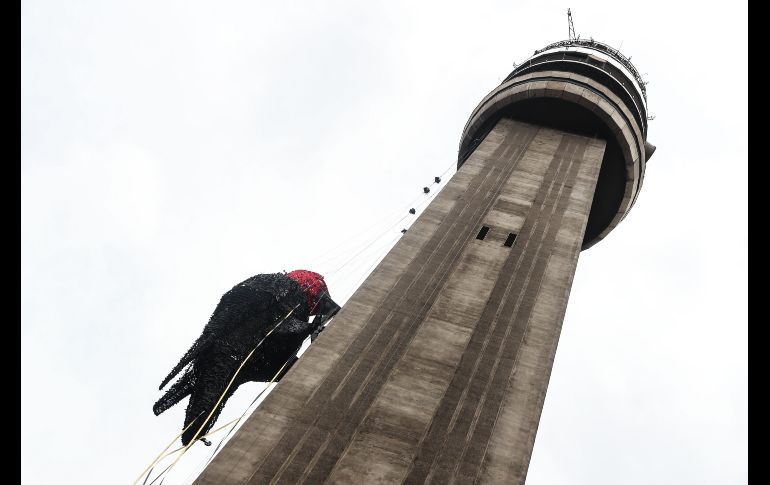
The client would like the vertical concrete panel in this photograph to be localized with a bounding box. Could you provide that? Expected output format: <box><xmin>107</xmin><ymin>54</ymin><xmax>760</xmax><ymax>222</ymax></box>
<box><xmin>194</xmin><ymin>120</ymin><xmax>605</xmax><ymax>485</ymax></box>
<box><xmin>477</xmin><ymin>136</ymin><xmax>605</xmax><ymax>484</ymax></box>
<box><xmin>302</xmin><ymin>121</ymin><xmax>544</xmax><ymax>484</ymax></box>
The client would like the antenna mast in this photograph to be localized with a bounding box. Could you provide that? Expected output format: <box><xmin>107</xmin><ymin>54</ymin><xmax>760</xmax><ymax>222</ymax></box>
<box><xmin>568</xmin><ymin>9</ymin><xmax>576</xmax><ymax>40</ymax></box>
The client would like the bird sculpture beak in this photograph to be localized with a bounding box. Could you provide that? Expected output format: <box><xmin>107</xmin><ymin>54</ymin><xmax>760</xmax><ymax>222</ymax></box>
<box><xmin>310</xmin><ymin>295</ymin><xmax>341</xmax><ymax>337</ymax></box>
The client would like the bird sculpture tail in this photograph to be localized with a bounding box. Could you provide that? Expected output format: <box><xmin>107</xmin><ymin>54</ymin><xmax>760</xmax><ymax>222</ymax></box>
<box><xmin>180</xmin><ymin>359</ymin><xmax>237</xmax><ymax>445</ymax></box>
<box><xmin>153</xmin><ymin>368</ymin><xmax>195</xmax><ymax>416</ymax></box>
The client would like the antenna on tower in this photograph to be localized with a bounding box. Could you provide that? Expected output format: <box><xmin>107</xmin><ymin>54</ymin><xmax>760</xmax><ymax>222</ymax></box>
<box><xmin>567</xmin><ymin>9</ymin><xmax>576</xmax><ymax>41</ymax></box>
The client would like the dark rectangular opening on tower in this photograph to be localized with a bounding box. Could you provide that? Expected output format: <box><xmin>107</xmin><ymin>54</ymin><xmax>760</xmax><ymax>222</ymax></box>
<box><xmin>504</xmin><ymin>233</ymin><xmax>517</xmax><ymax>247</ymax></box>
<box><xmin>476</xmin><ymin>226</ymin><xmax>490</xmax><ymax>240</ymax></box>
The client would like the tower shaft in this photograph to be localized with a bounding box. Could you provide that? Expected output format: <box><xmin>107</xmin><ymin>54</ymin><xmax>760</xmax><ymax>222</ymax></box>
<box><xmin>195</xmin><ymin>119</ymin><xmax>605</xmax><ymax>484</ymax></box>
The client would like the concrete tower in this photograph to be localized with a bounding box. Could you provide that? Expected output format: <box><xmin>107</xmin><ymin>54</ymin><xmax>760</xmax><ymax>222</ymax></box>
<box><xmin>196</xmin><ymin>37</ymin><xmax>654</xmax><ymax>484</ymax></box>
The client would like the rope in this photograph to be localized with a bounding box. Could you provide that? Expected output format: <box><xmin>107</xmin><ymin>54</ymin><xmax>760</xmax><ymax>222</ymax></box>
<box><xmin>337</xmin><ymin>233</ymin><xmax>401</xmax><ymax>304</ymax></box>
<box><xmin>327</xmin><ymin>184</ymin><xmax>445</xmax><ymax>280</ymax></box>
<box><xmin>141</xmin><ymin>418</ymin><xmax>240</xmax><ymax>485</ymax></box>
<box><xmin>148</xmin><ymin>309</ymin><xmax>335</xmax><ymax>485</ymax></box>
<box><xmin>167</xmin><ymin>305</ymin><xmax>299</xmax><ymax>468</ymax></box>
<box><xmin>138</xmin><ymin>161</ymin><xmax>458</xmax><ymax>484</ymax></box>
<box><xmin>200</xmin><ymin>342</ymin><xmax>308</xmax><ymax>472</ymax></box>
<box><xmin>325</xmin><ymin>170</ymin><xmax>451</xmax><ymax>278</ymax></box>
<box><xmin>134</xmin><ymin>412</ymin><xmax>206</xmax><ymax>485</ymax></box>
<box><xmin>136</xmin><ymin>282</ymin><xmax>322</xmax><ymax>485</ymax></box>
<box><xmin>139</xmin><ymin>284</ymin><xmax>334</xmax><ymax>485</ymax></box>
<box><xmin>306</xmin><ymin>161</ymin><xmax>456</xmax><ymax>271</ymax></box>
<box><xmin>310</xmin><ymin>201</ymin><xmax>419</xmax><ymax>271</ymax></box>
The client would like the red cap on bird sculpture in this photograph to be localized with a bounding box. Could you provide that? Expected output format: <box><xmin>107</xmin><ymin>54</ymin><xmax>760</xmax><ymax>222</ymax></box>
<box><xmin>287</xmin><ymin>270</ymin><xmax>329</xmax><ymax>315</ymax></box>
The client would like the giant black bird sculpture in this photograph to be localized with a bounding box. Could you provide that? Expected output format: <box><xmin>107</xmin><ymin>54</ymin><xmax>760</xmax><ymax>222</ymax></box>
<box><xmin>153</xmin><ymin>270</ymin><xmax>341</xmax><ymax>445</ymax></box>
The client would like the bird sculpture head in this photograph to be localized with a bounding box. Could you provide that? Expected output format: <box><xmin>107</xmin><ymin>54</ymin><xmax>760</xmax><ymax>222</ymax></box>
<box><xmin>287</xmin><ymin>269</ymin><xmax>332</xmax><ymax>315</ymax></box>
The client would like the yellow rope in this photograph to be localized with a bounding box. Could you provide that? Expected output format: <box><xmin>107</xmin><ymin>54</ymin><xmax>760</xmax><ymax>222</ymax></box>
<box><xmin>185</xmin><ymin>352</ymin><xmax>301</xmax><ymax>482</ymax></box>
<box><xmin>149</xmin><ymin>415</ymin><xmax>244</xmax><ymax>465</ymax></box>
<box><xmin>146</xmin><ymin>341</ymin><xmax>302</xmax><ymax>484</ymax></box>
<box><xmin>137</xmin><ymin>281</ymin><xmax>334</xmax><ymax>485</ymax></box>
<box><xmin>165</xmin><ymin>306</ymin><xmax>298</xmax><ymax>472</ymax></box>
<box><xmin>132</xmin><ymin>414</ymin><xmax>203</xmax><ymax>485</ymax></box>
<box><xmin>209</xmin><ymin>350</ymin><xmax>295</xmax><ymax>448</ymax></box>
<box><xmin>135</xmin><ymin>302</ymin><xmax>300</xmax><ymax>485</ymax></box>
<box><xmin>152</xmin><ymin>339</ymin><xmax>303</xmax><ymax>485</ymax></box>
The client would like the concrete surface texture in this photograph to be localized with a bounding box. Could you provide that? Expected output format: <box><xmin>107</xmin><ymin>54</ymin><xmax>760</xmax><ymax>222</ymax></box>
<box><xmin>195</xmin><ymin>118</ymin><xmax>606</xmax><ymax>484</ymax></box>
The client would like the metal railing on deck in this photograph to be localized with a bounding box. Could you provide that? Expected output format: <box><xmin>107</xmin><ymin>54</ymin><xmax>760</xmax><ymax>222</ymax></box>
<box><xmin>531</xmin><ymin>39</ymin><xmax>648</xmax><ymax>101</ymax></box>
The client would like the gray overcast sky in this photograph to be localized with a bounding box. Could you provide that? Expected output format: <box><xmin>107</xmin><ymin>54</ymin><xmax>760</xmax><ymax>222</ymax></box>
<box><xmin>21</xmin><ymin>1</ymin><xmax>747</xmax><ymax>484</ymax></box>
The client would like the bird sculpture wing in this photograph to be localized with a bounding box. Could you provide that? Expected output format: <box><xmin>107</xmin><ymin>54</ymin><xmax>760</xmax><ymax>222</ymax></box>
<box><xmin>158</xmin><ymin>283</ymin><xmax>274</xmax><ymax>391</ymax></box>
<box><xmin>178</xmin><ymin>315</ymin><xmax>314</xmax><ymax>445</ymax></box>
